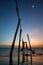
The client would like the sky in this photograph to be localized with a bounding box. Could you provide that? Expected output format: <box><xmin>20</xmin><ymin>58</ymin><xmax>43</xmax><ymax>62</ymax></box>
<box><xmin>0</xmin><ymin>0</ymin><xmax>43</xmax><ymax>47</ymax></box>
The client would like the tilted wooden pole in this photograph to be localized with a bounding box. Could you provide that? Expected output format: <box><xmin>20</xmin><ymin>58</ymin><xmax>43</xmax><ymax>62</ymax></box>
<box><xmin>18</xmin><ymin>24</ymin><xmax>22</xmax><ymax>65</ymax></box>
<box><xmin>27</xmin><ymin>34</ymin><xmax>32</xmax><ymax>65</ymax></box>
<box><xmin>9</xmin><ymin>0</ymin><xmax>21</xmax><ymax>65</ymax></box>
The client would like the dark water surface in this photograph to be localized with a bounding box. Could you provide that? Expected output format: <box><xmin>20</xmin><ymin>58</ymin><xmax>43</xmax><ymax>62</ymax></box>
<box><xmin>0</xmin><ymin>48</ymin><xmax>43</xmax><ymax>65</ymax></box>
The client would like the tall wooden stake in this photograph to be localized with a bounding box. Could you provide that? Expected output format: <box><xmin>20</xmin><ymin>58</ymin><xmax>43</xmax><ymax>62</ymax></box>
<box><xmin>18</xmin><ymin>24</ymin><xmax>22</xmax><ymax>65</ymax></box>
<box><xmin>9</xmin><ymin>0</ymin><xmax>21</xmax><ymax>65</ymax></box>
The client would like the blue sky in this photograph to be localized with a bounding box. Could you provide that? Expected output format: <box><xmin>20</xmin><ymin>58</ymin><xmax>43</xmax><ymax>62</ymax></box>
<box><xmin>0</xmin><ymin>0</ymin><xmax>43</xmax><ymax>47</ymax></box>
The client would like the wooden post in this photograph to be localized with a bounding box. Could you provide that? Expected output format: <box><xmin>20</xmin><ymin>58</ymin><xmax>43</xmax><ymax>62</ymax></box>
<box><xmin>27</xmin><ymin>34</ymin><xmax>32</xmax><ymax>65</ymax></box>
<box><xmin>18</xmin><ymin>25</ymin><xmax>22</xmax><ymax>65</ymax></box>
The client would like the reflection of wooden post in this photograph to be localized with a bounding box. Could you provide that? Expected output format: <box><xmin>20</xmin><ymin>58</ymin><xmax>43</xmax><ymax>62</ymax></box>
<box><xmin>21</xmin><ymin>41</ymin><xmax>29</xmax><ymax>65</ymax></box>
<box><xmin>18</xmin><ymin>25</ymin><xmax>22</xmax><ymax>65</ymax></box>
<box><xmin>31</xmin><ymin>50</ymin><xmax>32</xmax><ymax>65</ymax></box>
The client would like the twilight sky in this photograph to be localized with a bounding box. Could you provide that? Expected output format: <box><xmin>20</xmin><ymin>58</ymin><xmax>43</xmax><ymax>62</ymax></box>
<box><xmin>0</xmin><ymin>0</ymin><xmax>43</xmax><ymax>47</ymax></box>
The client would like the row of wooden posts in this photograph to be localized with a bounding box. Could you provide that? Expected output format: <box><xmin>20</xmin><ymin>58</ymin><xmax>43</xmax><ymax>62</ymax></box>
<box><xmin>18</xmin><ymin>32</ymin><xmax>32</xmax><ymax>65</ymax></box>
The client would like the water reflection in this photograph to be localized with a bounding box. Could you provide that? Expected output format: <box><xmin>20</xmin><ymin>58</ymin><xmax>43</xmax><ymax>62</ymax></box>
<box><xmin>0</xmin><ymin>48</ymin><xmax>43</xmax><ymax>65</ymax></box>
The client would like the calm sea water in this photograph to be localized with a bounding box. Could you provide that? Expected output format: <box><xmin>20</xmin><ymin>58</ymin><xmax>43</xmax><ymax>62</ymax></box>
<box><xmin>0</xmin><ymin>48</ymin><xmax>43</xmax><ymax>65</ymax></box>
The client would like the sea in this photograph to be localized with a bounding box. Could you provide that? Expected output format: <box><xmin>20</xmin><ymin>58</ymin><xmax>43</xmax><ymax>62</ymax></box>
<box><xmin>0</xmin><ymin>47</ymin><xmax>43</xmax><ymax>65</ymax></box>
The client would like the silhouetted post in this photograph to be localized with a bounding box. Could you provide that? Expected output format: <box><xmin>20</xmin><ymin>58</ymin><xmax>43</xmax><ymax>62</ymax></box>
<box><xmin>9</xmin><ymin>18</ymin><xmax>21</xmax><ymax>65</ymax></box>
<box><xmin>26</xmin><ymin>43</ymin><xmax>28</xmax><ymax>63</ymax></box>
<box><xmin>18</xmin><ymin>24</ymin><xmax>22</xmax><ymax>65</ymax></box>
<box><xmin>15</xmin><ymin>0</ymin><xmax>19</xmax><ymax>19</ymax></box>
<box><xmin>22</xmin><ymin>39</ymin><xmax>25</xmax><ymax>65</ymax></box>
<box><xmin>9</xmin><ymin>0</ymin><xmax>21</xmax><ymax>65</ymax></box>
<box><xmin>27</xmin><ymin>34</ymin><xmax>32</xmax><ymax>65</ymax></box>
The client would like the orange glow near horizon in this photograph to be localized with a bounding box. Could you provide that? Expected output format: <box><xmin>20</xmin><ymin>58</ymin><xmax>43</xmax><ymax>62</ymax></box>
<box><xmin>31</xmin><ymin>41</ymin><xmax>43</xmax><ymax>47</ymax></box>
<box><xmin>0</xmin><ymin>26</ymin><xmax>43</xmax><ymax>48</ymax></box>
<box><xmin>0</xmin><ymin>40</ymin><xmax>43</xmax><ymax>48</ymax></box>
